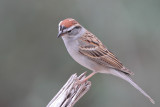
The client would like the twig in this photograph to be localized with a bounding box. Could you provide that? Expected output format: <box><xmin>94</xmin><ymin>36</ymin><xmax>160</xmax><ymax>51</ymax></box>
<box><xmin>47</xmin><ymin>72</ymin><xmax>91</xmax><ymax>107</ymax></box>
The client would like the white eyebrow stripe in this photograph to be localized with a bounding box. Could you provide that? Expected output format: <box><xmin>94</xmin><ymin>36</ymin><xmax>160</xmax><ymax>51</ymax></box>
<box><xmin>67</xmin><ymin>25</ymin><xmax>76</xmax><ymax>31</ymax></box>
<box><xmin>67</xmin><ymin>24</ymin><xmax>80</xmax><ymax>31</ymax></box>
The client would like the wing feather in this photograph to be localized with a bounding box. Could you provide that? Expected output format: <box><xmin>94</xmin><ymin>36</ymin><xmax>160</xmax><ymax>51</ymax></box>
<box><xmin>79</xmin><ymin>32</ymin><xmax>133</xmax><ymax>75</ymax></box>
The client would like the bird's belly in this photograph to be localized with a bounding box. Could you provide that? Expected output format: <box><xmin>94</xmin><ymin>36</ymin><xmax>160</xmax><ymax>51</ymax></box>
<box><xmin>66</xmin><ymin>46</ymin><xmax>104</xmax><ymax>72</ymax></box>
<box><xmin>62</xmin><ymin>38</ymin><xmax>108</xmax><ymax>73</ymax></box>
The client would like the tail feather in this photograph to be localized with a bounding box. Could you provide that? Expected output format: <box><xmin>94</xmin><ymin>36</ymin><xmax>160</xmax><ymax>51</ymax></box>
<box><xmin>110</xmin><ymin>69</ymin><xmax>155</xmax><ymax>104</ymax></box>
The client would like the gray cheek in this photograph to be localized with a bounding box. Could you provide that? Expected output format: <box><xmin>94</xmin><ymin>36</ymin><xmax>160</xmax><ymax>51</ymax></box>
<box><xmin>69</xmin><ymin>29</ymin><xmax>79</xmax><ymax>35</ymax></box>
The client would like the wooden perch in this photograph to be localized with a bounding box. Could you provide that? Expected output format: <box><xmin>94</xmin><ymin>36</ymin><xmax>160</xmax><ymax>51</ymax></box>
<box><xmin>47</xmin><ymin>72</ymin><xmax>91</xmax><ymax>107</ymax></box>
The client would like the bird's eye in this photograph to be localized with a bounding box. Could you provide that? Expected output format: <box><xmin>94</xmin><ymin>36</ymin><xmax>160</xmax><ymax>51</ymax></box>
<box><xmin>67</xmin><ymin>26</ymin><xmax>81</xmax><ymax>35</ymax></box>
<box><xmin>74</xmin><ymin>26</ymin><xmax>80</xmax><ymax>29</ymax></box>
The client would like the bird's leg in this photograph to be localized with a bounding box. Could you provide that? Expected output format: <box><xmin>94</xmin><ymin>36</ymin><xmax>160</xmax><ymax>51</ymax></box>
<box><xmin>77</xmin><ymin>72</ymin><xmax>97</xmax><ymax>84</ymax></box>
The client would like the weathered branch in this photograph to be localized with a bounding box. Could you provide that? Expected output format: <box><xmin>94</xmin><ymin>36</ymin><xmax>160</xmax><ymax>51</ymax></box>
<box><xmin>47</xmin><ymin>72</ymin><xmax>91</xmax><ymax>107</ymax></box>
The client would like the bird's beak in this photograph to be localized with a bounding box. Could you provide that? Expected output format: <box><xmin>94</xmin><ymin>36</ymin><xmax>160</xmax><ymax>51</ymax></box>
<box><xmin>57</xmin><ymin>31</ymin><xmax>62</xmax><ymax>38</ymax></box>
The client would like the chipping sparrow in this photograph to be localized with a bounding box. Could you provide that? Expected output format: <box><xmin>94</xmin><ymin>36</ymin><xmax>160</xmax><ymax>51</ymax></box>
<box><xmin>57</xmin><ymin>18</ymin><xmax>154</xmax><ymax>104</ymax></box>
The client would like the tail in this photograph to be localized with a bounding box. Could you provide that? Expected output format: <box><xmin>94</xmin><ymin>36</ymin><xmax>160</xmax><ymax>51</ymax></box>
<box><xmin>110</xmin><ymin>69</ymin><xmax>155</xmax><ymax>104</ymax></box>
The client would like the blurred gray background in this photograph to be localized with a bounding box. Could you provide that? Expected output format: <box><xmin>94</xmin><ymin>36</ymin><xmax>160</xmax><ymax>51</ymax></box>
<box><xmin>0</xmin><ymin>0</ymin><xmax>160</xmax><ymax>107</ymax></box>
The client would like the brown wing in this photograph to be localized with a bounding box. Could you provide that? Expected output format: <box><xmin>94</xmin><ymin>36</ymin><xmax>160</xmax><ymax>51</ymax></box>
<box><xmin>79</xmin><ymin>31</ymin><xmax>134</xmax><ymax>75</ymax></box>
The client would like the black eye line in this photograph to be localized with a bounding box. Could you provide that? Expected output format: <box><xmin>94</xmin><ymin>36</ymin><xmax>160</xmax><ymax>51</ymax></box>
<box><xmin>68</xmin><ymin>30</ymin><xmax>71</xmax><ymax>33</ymax></box>
<box><xmin>74</xmin><ymin>26</ymin><xmax>80</xmax><ymax>29</ymax></box>
<box><xmin>67</xmin><ymin>26</ymin><xmax>81</xmax><ymax>33</ymax></box>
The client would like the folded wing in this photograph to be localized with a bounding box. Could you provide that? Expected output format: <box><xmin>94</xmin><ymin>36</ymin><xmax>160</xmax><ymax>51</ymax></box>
<box><xmin>79</xmin><ymin>32</ymin><xmax>133</xmax><ymax>75</ymax></box>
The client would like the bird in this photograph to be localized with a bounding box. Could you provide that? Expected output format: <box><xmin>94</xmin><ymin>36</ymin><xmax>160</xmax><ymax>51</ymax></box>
<box><xmin>57</xmin><ymin>18</ymin><xmax>155</xmax><ymax>104</ymax></box>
